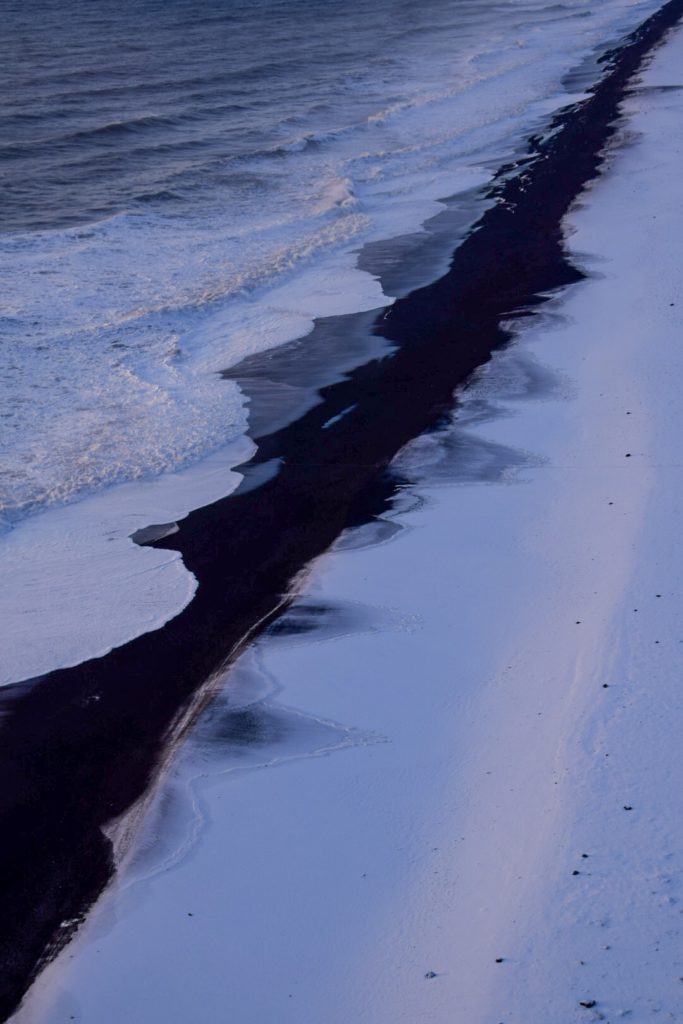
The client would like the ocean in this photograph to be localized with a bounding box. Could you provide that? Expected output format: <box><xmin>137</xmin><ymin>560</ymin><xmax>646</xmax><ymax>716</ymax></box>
<box><xmin>0</xmin><ymin>0</ymin><xmax>661</xmax><ymax>684</ymax></box>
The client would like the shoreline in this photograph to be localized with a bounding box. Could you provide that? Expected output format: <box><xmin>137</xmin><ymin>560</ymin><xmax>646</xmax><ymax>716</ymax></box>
<box><xmin>17</xmin><ymin>26</ymin><xmax>683</xmax><ymax>1015</ymax></box>
<box><xmin>3</xmin><ymin>2</ymin><xmax>683</xmax><ymax>1018</ymax></box>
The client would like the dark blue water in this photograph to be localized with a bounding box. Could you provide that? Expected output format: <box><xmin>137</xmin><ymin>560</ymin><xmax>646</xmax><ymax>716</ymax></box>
<box><xmin>0</xmin><ymin>0</ymin><xmax>543</xmax><ymax>233</ymax></box>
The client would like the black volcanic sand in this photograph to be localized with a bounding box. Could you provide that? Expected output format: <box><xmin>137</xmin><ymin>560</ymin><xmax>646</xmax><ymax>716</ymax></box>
<box><xmin>2</xmin><ymin>4</ymin><xmax>683</xmax><ymax>1018</ymax></box>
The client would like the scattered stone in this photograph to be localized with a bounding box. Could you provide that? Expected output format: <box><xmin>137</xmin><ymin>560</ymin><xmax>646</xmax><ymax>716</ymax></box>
<box><xmin>580</xmin><ymin>1000</ymin><xmax>597</xmax><ymax>1009</ymax></box>
<box><xmin>424</xmin><ymin>971</ymin><xmax>438</xmax><ymax>979</ymax></box>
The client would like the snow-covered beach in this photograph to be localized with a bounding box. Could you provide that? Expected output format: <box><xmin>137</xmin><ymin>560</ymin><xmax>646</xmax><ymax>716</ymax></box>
<box><xmin>14</xmin><ymin>17</ymin><xmax>683</xmax><ymax>1024</ymax></box>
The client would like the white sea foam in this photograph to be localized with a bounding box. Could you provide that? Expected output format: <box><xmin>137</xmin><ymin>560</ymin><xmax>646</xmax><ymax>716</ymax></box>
<box><xmin>0</xmin><ymin>0</ymin><xmax>659</xmax><ymax>524</ymax></box>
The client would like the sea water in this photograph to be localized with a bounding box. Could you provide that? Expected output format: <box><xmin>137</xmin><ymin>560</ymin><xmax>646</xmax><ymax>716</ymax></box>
<box><xmin>0</xmin><ymin>0</ymin><xmax>661</xmax><ymax>683</ymax></box>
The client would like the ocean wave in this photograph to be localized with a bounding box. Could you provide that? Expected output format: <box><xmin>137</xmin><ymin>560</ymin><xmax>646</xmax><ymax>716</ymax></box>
<box><xmin>0</xmin><ymin>0</ymin><xmax>664</xmax><ymax>529</ymax></box>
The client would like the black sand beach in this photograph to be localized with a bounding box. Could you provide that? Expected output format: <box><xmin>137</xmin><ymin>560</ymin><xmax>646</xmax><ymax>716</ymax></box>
<box><xmin>2</xmin><ymin>3</ymin><xmax>683</xmax><ymax>1017</ymax></box>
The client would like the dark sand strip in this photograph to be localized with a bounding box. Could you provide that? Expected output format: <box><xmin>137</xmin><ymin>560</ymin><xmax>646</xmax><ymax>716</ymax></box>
<box><xmin>2</xmin><ymin>3</ymin><xmax>682</xmax><ymax>1018</ymax></box>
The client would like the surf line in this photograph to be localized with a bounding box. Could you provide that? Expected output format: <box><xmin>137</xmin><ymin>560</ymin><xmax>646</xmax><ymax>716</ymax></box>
<box><xmin>2</xmin><ymin>1</ymin><xmax>683</xmax><ymax>1018</ymax></box>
